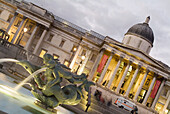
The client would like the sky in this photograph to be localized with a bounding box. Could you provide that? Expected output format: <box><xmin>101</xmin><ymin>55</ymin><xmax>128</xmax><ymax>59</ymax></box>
<box><xmin>25</xmin><ymin>0</ymin><xmax>170</xmax><ymax>66</ymax></box>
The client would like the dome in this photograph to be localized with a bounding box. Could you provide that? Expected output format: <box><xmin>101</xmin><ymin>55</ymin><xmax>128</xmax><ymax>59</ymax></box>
<box><xmin>126</xmin><ymin>16</ymin><xmax>154</xmax><ymax>44</ymax></box>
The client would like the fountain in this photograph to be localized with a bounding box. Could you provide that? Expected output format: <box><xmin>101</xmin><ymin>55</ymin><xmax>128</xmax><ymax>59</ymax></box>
<box><xmin>0</xmin><ymin>54</ymin><xmax>95</xmax><ymax>113</ymax></box>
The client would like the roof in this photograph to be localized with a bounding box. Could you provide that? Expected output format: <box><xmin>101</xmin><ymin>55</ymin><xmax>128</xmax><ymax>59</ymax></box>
<box><xmin>126</xmin><ymin>17</ymin><xmax>154</xmax><ymax>45</ymax></box>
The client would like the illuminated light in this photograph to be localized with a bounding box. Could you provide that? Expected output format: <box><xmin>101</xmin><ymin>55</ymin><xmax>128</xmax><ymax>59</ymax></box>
<box><xmin>63</xmin><ymin>21</ymin><xmax>68</xmax><ymax>25</ymax></box>
<box><xmin>8</xmin><ymin>31</ymin><xmax>11</xmax><ymax>35</ymax></box>
<box><xmin>0</xmin><ymin>88</ymin><xmax>12</xmax><ymax>95</ymax></box>
<box><xmin>165</xmin><ymin>109</ymin><xmax>168</xmax><ymax>113</ymax></box>
<box><xmin>73</xmin><ymin>47</ymin><xmax>77</xmax><ymax>51</ymax></box>
<box><xmin>0</xmin><ymin>85</ymin><xmax>18</xmax><ymax>94</ymax></box>
<box><xmin>81</xmin><ymin>55</ymin><xmax>85</xmax><ymax>60</ymax></box>
<box><xmin>23</xmin><ymin>28</ymin><xmax>28</xmax><ymax>32</ymax></box>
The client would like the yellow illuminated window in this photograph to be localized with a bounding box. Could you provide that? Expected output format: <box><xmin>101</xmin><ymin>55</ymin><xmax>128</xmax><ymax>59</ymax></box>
<box><xmin>64</xmin><ymin>60</ymin><xmax>70</xmax><ymax>67</ymax></box>
<box><xmin>39</xmin><ymin>49</ymin><xmax>47</xmax><ymax>58</ymax></box>
<box><xmin>53</xmin><ymin>54</ymin><xmax>59</xmax><ymax>59</ymax></box>
<box><xmin>0</xmin><ymin>31</ymin><xmax>3</xmax><ymax>38</ymax></box>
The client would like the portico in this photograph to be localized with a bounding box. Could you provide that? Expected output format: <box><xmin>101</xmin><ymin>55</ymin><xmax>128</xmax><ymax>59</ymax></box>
<box><xmin>5</xmin><ymin>5</ymin><xmax>53</xmax><ymax>55</ymax></box>
<box><xmin>86</xmin><ymin>43</ymin><xmax>168</xmax><ymax>111</ymax></box>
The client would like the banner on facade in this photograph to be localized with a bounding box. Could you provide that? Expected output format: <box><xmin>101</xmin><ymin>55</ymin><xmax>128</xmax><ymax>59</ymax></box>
<box><xmin>150</xmin><ymin>80</ymin><xmax>161</xmax><ymax>99</ymax></box>
<box><xmin>97</xmin><ymin>54</ymin><xmax>108</xmax><ymax>73</ymax></box>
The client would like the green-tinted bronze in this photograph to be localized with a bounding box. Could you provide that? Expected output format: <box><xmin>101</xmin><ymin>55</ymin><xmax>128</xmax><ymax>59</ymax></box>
<box><xmin>17</xmin><ymin>54</ymin><xmax>95</xmax><ymax>108</ymax></box>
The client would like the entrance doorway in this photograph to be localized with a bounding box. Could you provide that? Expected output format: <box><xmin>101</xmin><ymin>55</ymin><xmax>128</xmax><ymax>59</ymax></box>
<box><xmin>137</xmin><ymin>88</ymin><xmax>147</xmax><ymax>103</ymax></box>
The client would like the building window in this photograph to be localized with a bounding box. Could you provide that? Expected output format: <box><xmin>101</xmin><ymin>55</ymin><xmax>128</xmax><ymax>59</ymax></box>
<box><xmin>127</xmin><ymin>36</ymin><xmax>131</xmax><ymax>44</ymax></box>
<box><xmin>59</xmin><ymin>39</ymin><xmax>65</xmax><ymax>47</ymax></box>
<box><xmin>28</xmin><ymin>24</ymin><xmax>33</xmax><ymax>32</ymax></box>
<box><xmin>90</xmin><ymin>54</ymin><xmax>97</xmax><ymax>62</ymax></box>
<box><xmin>53</xmin><ymin>54</ymin><xmax>59</xmax><ymax>59</ymax></box>
<box><xmin>137</xmin><ymin>40</ymin><xmax>142</xmax><ymax>48</ymax></box>
<box><xmin>47</xmin><ymin>33</ymin><xmax>54</xmax><ymax>42</ymax></box>
<box><xmin>64</xmin><ymin>60</ymin><xmax>70</xmax><ymax>67</ymax></box>
<box><xmin>39</xmin><ymin>49</ymin><xmax>47</xmax><ymax>58</ymax></box>
<box><xmin>0</xmin><ymin>30</ymin><xmax>3</xmax><ymax>38</ymax></box>
<box><xmin>7</xmin><ymin>14</ymin><xmax>13</xmax><ymax>22</ymax></box>
<box><xmin>81</xmin><ymin>49</ymin><xmax>86</xmax><ymax>56</ymax></box>
<box><xmin>15</xmin><ymin>19</ymin><xmax>21</xmax><ymax>27</ymax></box>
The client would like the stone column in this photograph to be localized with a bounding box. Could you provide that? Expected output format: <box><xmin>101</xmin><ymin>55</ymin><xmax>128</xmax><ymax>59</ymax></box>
<box><xmin>134</xmin><ymin>68</ymin><xmax>150</xmax><ymax>101</ymax></box>
<box><xmin>69</xmin><ymin>45</ymin><xmax>82</xmax><ymax>69</ymax></box>
<box><xmin>142</xmin><ymin>74</ymin><xmax>157</xmax><ymax>105</ymax></box>
<box><xmin>125</xmin><ymin>63</ymin><xmax>142</xmax><ymax>96</ymax></box>
<box><xmin>107</xmin><ymin>55</ymin><xmax>124</xmax><ymax>89</ymax></box>
<box><xmin>24</xmin><ymin>24</ymin><xmax>38</xmax><ymax>51</ymax></box>
<box><xmin>88</xmin><ymin>48</ymin><xmax>105</xmax><ymax>80</ymax></box>
<box><xmin>163</xmin><ymin>91</ymin><xmax>170</xmax><ymax>113</ymax></box>
<box><xmin>11</xmin><ymin>16</ymin><xmax>27</xmax><ymax>43</ymax></box>
<box><xmin>116</xmin><ymin>59</ymin><xmax>133</xmax><ymax>93</ymax></box>
<box><xmin>98</xmin><ymin>51</ymin><xmax>114</xmax><ymax>84</ymax></box>
<box><xmin>33</xmin><ymin>28</ymin><xmax>47</xmax><ymax>54</ymax></box>
<box><xmin>78</xmin><ymin>49</ymin><xmax>92</xmax><ymax>75</ymax></box>
<box><xmin>6</xmin><ymin>12</ymin><xmax>18</xmax><ymax>33</ymax></box>
<box><xmin>151</xmin><ymin>79</ymin><xmax>166</xmax><ymax>109</ymax></box>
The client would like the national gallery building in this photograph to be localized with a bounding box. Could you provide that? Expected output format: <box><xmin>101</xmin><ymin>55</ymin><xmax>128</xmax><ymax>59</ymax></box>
<box><xmin>0</xmin><ymin>0</ymin><xmax>169</xmax><ymax>114</ymax></box>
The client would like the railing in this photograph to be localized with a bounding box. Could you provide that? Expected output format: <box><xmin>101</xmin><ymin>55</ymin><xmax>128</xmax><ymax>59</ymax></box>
<box><xmin>0</xmin><ymin>39</ymin><xmax>43</xmax><ymax>66</ymax></box>
<box><xmin>54</xmin><ymin>16</ymin><xmax>105</xmax><ymax>42</ymax></box>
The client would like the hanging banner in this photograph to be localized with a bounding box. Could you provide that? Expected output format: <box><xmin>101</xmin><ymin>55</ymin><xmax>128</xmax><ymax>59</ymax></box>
<box><xmin>97</xmin><ymin>54</ymin><xmax>108</xmax><ymax>73</ymax></box>
<box><xmin>150</xmin><ymin>80</ymin><xmax>161</xmax><ymax>99</ymax></box>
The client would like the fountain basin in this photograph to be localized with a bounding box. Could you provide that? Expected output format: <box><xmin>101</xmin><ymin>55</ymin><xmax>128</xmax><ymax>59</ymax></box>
<box><xmin>0</xmin><ymin>72</ymin><xmax>74</xmax><ymax>114</ymax></box>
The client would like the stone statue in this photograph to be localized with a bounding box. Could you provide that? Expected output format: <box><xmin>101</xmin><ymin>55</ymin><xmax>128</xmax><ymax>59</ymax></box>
<box><xmin>17</xmin><ymin>54</ymin><xmax>95</xmax><ymax>109</ymax></box>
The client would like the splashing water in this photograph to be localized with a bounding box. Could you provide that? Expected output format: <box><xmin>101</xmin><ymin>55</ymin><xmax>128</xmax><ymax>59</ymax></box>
<box><xmin>0</xmin><ymin>58</ymin><xmax>19</xmax><ymax>63</ymax></box>
<box><xmin>14</xmin><ymin>67</ymin><xmax>47</xmax><ymax>91</ymax></box>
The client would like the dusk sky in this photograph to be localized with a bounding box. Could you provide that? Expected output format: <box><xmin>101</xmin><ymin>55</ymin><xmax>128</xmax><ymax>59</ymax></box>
<box><xmin>26</xmin><ymin>0</ymin><xmax>170</xmax><ymax>66</ymax></box>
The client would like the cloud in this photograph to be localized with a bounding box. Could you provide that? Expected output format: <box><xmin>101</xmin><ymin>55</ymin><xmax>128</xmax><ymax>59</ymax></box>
<box><xmin>25</xmin><ymin>0</ymin><xmax>170</xmax><ymax>66</ymax></box>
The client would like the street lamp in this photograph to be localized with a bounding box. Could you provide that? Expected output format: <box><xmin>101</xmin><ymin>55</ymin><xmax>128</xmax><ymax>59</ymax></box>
<box><xmin>75</xmin><ymin>55</ymin><xmax>85</xmax><ymax>74</ymax></box>
<box><xmin>17</xmin><ymin>27</ymin><xmax>27</xmax><ymax>45</ymax></box>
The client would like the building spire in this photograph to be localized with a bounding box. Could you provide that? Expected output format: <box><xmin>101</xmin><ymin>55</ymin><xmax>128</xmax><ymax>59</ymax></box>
<box><xmin>144</xmin><ymin>16</ymin><xmax>150</xmax><ymax>24</ymax></box>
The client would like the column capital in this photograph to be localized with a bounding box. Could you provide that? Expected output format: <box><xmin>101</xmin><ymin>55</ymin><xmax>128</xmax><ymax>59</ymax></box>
<box><xmin>35</xmin><ymin>23</ymin><xmax>40</xmax><ymax>26</ymax></box>
<box><xmin>99</xmin><ymin>48</ymin><xmax>105</xmax><ymax>53</ymax></box>
<box><xmin>138</xmin><ymin>62</ymin><xmax>143</xmax><ymax>69</ymax></box>
<box><xmin>14</xmin><ymin>12</ymin><xmax>18</xmax><ymax>16</ymax></box>
<box><xmin>120</xmin><ymin>54</ymin><xmax>125</xmax><ymax>60</ymax></box>
<box><xmin>23</xmin><ymin>16</ymin><xmax>27</xmax><ymax>20</ymax></box>
<box><xmin>129</xmin><ymin>58</ymin><xmax>134</xmax><ymax>64</ymax></box>
<box><xmin>153</xmin><ymin>72</ymin><xmax>159</xmax><ymax>77</ymax></box>
<box><xmin>145</xmin><ymin>68</ymin><xmax>150</xmax><ymax>74</ymax></box>
<box><xmin>111</xmin><ymin>49</ymin><xmax>116</xmax><ymax>55</ymax></box>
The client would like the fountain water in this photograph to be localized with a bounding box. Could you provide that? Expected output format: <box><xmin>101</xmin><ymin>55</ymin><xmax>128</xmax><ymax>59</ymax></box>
<box><xmin>0</xmin><ymin>54</ymin><xmax>95</xmax><ymax>113</ymax></box>
<box><xmin>0</xmin><ymin>58</ymin><xmax>19</xmax><ymax>63</ymax></box>
<box><xmin>0</xmin><ymin>58</ymin><xmax>74</xmax><ymax>114</ymax></box>
<box><xmin>14</xmin><ymin>67</ymin><xmax>47</xmax><ymax>91</ymax></box>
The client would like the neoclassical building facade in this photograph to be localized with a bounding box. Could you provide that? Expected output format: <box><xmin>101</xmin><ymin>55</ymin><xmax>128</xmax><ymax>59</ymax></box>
<box><xmin>0</xmin><ymin>0</ymin><xmax>170</xmax><ymax>114</ymax></box>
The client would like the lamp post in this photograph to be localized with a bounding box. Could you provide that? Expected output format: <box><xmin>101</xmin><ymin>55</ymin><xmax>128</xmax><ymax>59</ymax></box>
<box><xmin>17</xmin><ymin>27</ymin><xmax>27</xmax><ymax>45</ymax></box>
<box><xmin>75</xmin><ymin>55</ymin><xmax>85</xmax><ymax>74</ymax></box>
